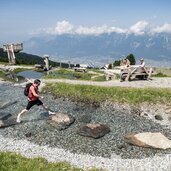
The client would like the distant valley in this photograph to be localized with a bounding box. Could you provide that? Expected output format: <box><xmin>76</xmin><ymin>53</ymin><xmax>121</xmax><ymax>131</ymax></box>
<box><xmin>11</xmin><ymin>32</ymin><xmax>171</xmax><ymax>67</ymax></box>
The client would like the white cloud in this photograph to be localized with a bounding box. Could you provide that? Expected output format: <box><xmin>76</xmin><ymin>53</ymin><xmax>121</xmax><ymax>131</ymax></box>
<box><xmin>128</xmin><ymin>21</ymin><xmax>149</xmax><ymax>35</ymax></box>
<box><xmin>54</xmin><ymin>20</ymin><xmax>74</xmax><ymax>34</ymax></box>
<box><xmin>152</xmin><ymin>23</ymin><xmax>171</xmax><ymax>33</ymax></box>
<box><xmin>30</xmin><ymin>20</ymin><xmax>171</xmax><ymax>36</ymax></box>
<box><xmin>32</xmin><ymin>20</ymin><xmax>127</xmax><ymax>35</ymax></box>
<box><xmin>75</xmin><ymin>25</ymin><xmax>126</xmax><ymax>35</ymax></box>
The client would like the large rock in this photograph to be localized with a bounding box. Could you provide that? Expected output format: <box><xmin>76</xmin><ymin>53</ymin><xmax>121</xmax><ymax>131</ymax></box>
<box><xmin>0</xmin><ymin>112</ymin><xmax>12</xmax><ymax>120</ymax></box>
<box><xmin>0</xmin><ymin>117</ymin><xmax>18</xmax><ymax>128</ymax></box>
<box><xmin>77</xmin><ymin>123</ymin><xmax>110</xmax><ymax>139</ymax></box>
<box><xmin>0</xmin><ymin>100</ymin><xmax>18</xmax><ymax>109</ymax></box>
<box><xmin>125</xmin><ymin>132</ymin><xmax>171</xmax><ymax>149</ymax></box>
<box><xmin>47</xmin><ymin>113</ymin><xmax>75</xmax><ymax>130</ymax></box>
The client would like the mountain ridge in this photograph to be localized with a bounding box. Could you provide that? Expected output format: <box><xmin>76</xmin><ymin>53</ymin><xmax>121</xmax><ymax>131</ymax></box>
<box><xmin>22</xmin><ymin>32</ymin><xmax>171</xmax><ymax>66</ymax></box>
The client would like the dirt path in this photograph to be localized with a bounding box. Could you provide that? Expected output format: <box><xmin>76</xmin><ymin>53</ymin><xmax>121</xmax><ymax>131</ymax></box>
<box><xmin>0</xmin><ymin>64</ymin><xmax>34</xmax><ymax>70</ymax></box>
<box><xmin>41</xmin><ymin>77</ymin><xmax>171</xmax><ymax>89</ymax></box>
<box><xmin>1</xmin><ymin>64</ymin><xmax>171</xmax><ymax>89</ymax></box>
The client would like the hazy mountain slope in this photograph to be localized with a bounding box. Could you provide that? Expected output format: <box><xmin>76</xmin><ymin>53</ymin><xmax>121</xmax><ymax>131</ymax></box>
<box><xmin>24</xmin><ymin>32</ymin><xmax>171</xmax><ymax>65</ymax></box>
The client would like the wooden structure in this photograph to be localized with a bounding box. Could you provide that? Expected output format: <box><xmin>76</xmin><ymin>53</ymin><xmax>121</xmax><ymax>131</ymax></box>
<box><xmin>3</xmin><ymin>43</ymin><xmax>23</xmax><ymax>65</ymax></box>
<box><xmin>121</xmin><ymin>66</ymin><xmax>153</xmax><ymax>81</ymax></box>
<box><xmin>74</xmin><ymin>67</ymin><xmax>87</xmax><ymax>72</ymax></box>
<box><xmin>44</xmin><ymin>54</ymin><xmax>50</xmax><ymax>71</ymax></box>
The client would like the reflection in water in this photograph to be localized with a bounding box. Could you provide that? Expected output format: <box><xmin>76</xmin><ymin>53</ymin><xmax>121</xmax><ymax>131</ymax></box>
<box><xmin>17</xmin><ymin>70</ymin><xmax>76</xmax><ymax>80</ymax></box>
<box><xmin>17</xmin><ymin>70</ymin><xmax>44</xmax><ymax>79</ymax></box>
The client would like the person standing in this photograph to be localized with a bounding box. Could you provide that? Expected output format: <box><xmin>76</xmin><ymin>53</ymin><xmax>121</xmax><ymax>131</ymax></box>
<box><xmin>16</xmin><ymin>79</ymin><xmax>55</xmax><ymax>123</ymax></box>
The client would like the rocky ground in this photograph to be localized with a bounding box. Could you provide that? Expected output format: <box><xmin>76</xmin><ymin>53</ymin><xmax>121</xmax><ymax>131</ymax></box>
<box><xmin>0</xmin><ymin>84</ymin><xmax>171</xmax><ymax>170</ymax></box>
<box><xmin>1</xmin><ymin>65</ymin><xmax>171</xmax><ymax>170</ymax></box>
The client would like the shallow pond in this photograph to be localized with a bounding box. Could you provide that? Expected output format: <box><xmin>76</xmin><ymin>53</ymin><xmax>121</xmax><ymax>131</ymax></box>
<box><xmin>0</xmin><ymin>83</ymin><xmax>171</xmax><ymax>159</ymax></box>
<box><xmin>17</xmin><ymin>70</ymin><xmax>44</xmax><ymax>79</ymax></box>
<box><xmin>17</xmin><ymin>70</ymin><xmax>76</xmax><ymax>80</ymax></box>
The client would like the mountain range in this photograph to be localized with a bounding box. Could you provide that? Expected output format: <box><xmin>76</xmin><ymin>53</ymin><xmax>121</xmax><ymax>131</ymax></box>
<box><xmin>24</xmin><ymin>32</ymin><xmax>171</xmax><ymax>67</ymax></box>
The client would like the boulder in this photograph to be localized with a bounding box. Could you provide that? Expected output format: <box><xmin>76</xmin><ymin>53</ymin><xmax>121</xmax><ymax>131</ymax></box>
<box><xmin>47</xmin><ymin>113</ymin><xmax>75</xmax><ymax>130</ymax></box>
<box><xmin>125</xmin><ymin>132</ymin><xmax>171</xmax><ymax>149</ymax></box>
<box><xmin>0</xmin><ymin>112</ymin><xmax>12</xmax><ymax>120</ymax></box>
<box><xmin>0</xmin><ymin>100</ymin><xmax>17</xmax><ymax>109</ymax></box>
<box><xmin>0</xmin><ymin>117</ymin><xmax>18</xmax><ymax>128</ymax></box>
<box><xmin>77</xmin><ymin>123</ymin><xmax>110</xmax><ymax>139</ymax></box>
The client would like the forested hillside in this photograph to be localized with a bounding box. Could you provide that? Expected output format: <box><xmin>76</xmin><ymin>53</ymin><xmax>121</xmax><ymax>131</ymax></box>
<box><xmin>0</xmin><ymin>48</ymin><xmax>64</xmax><ymax>67</ymax></box>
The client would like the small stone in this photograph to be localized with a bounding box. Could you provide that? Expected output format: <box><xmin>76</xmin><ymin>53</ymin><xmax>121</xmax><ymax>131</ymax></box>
<box><xmin>155</xmin><ymin>114</ymin><xmax>163</xmax><ymax>120</ymax></box>
<box><xmin>25</xmin><ymin>132</ymin><xmax>32</xmax><ymax>137</ymax></box>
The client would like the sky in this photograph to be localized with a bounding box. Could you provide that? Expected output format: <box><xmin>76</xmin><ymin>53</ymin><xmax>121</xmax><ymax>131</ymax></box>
<box><xmin>0</xmin><ymin>0</ymin><xmax>171</xmax><ymax>44</ymax></box>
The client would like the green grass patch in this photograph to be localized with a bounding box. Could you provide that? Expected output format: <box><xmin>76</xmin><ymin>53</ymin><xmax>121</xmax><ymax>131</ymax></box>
<box><xmin>43</xmin><ymin>68</ymin><xmax>97</xmax><ymax>81</ymax></box>
<box><xmin>0</xmin><ymin>152</ymin><xmax>101</xmax><ymax>171</ymax></box>
<box><xmin>44</xmin><ymin>83</ymin><xmax>171</xmax><ymax>105</ymax></box>
<box><xmin>92</xmin><ymin>75</ymin><xmax>106</xmax><ymax>81</ymax></box>
<box><xmin>154</xmin><ymin>68</ymin><xmax>171</xmax><ymax>77</ymax></box>
<box><xmin>154</xmin><ymin>72</ymin><xmax>168</xmax><ymax>77</ymax></box>
<box><xmin>0</xmin><ymin>61</ymin><xmax>8</xmax><ymax>65</ymax></box>
<box><xmin>0</xmin><ymin>70</ymin><xmax>11</xmax><ymax>81</ymax></box>
<box><xmin>0</xmin><ymin>71</ymin><xmax>5</xmax><ymax>77</ymax></box>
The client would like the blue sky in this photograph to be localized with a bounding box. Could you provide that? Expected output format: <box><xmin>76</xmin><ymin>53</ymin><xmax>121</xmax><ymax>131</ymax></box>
<box><xmin>0</xmin><ymin>0</ymin><xmax>171</xmax><ymax>43</ymax></box>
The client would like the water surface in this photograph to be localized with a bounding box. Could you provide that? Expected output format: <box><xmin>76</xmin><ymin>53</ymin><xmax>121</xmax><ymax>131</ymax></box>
<box><xmin>17</xmin><ymin>70</ymin><xmax>44</xmax><ymax>79</ymax></box>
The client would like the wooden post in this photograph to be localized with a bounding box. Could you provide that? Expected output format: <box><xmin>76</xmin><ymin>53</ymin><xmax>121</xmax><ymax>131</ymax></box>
<box><xmin>3</xmin><ymin>43</ymin><xmax>23</xmax><ymax>65</ymax></box>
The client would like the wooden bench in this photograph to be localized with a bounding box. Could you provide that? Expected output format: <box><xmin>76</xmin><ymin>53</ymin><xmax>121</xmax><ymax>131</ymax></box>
<box><xmin>121</xmin><ymin>66</ymin><xmax>153</xmax><ymax>81</ymax></box>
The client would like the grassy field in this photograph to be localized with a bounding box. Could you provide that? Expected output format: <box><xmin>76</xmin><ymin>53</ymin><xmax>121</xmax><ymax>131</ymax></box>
<box><xmin>0</xmin><ymin>152</ymin><xmax>101</xmax><ymax>171</ymax></box>
<box><xmin>43</xmin><ymin>82</ymin><xmax>171</xmax><ymax>105</ymax></box>
<box><xmin>154</xmin><ymin>67</ymin><xmax>171</xmax><ymax>77</ymax></box>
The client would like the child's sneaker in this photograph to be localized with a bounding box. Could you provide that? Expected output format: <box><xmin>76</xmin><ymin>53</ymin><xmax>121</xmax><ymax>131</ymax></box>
<box><xmin>48</xmin><ymin>111</ymin><xmax>56</xmax><ymax>115</ymax></box>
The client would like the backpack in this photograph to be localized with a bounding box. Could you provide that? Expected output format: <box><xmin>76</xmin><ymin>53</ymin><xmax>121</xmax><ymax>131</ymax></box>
<box><xmin>24</xmin><ymin>83</ymin><xmax>32</xmax><ymax>96</ymax></box>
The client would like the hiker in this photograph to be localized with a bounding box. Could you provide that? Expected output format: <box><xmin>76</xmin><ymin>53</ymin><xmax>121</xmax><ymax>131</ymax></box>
<box><xmin>16</xmin><ymin>79</ymin><xmax>55</xmax><ymax>123</ymax></box>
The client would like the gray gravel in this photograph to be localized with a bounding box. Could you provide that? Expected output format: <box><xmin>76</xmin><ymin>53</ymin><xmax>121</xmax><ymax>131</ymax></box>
<box><xmin>0</xmin><ymin>134</ymin><xmax>171</xmax><ymax>171</ymax></box>
<box><xmin>1</xmin><ymin>83</ymin><xmax>171</xmax><ymax>170</ymax></box>
<box><xmin>41</xmin><ymin>77</ymin><xmax>171</xmax><ymax>89</ymax></box>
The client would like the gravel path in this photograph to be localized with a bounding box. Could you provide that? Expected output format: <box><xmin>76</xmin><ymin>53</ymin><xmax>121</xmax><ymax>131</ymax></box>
<box><xmin>0</xmin><ymin>134</ymin><xmax>171</xmax><ymax>171</ymax></box>
<box><xmin>41</xmin><ymin>77</ymin><xmax>171</xmax><ymax>89</ymax></box>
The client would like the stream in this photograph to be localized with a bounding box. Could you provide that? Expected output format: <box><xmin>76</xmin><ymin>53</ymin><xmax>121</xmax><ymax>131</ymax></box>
<box><xmin>0</xmin><ymin>83</ymin><xmax>171</xmax><ymax>159</ymax></box>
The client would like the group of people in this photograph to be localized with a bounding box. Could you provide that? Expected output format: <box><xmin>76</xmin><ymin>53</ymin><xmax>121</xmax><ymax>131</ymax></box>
<box><xmin>120</xmin><ymin>58</ymin><xmax>146</xmax><ymax>82</ymax></box>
